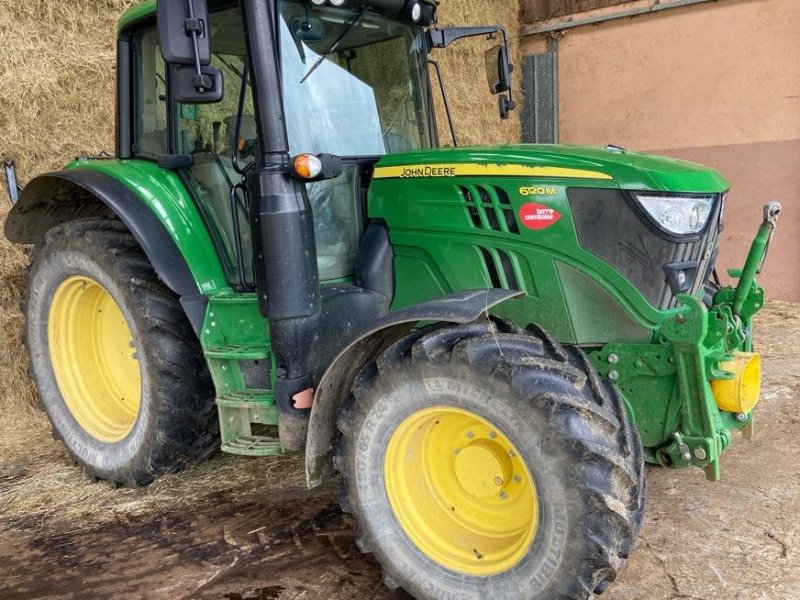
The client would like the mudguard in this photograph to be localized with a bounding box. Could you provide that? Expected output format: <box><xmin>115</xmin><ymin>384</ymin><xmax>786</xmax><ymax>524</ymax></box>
<box><xmin>5</xmin><ymin>164</ymin><xmax>229</xmax><ymax>298</ymax></box>
<box><xmin>305</xmin><ymin>288</ymin><xmax>523</xmax><ymax>488</ymax></box>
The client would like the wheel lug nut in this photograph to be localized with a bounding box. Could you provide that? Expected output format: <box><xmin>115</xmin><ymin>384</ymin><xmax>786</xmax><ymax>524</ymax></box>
<box><xmin>454</xmin><ymin>448</ymin><xmax>460</xmax><ymax>455</ymax></box>
<box><xmin>494</xmin><ymin>477</ymin><xmax>503</xmax><ymax>486</ymax></box>
<box><xmin>513</xmin><ymin>475</ymin><xmax>521</xmax><ymax>483</ymax></box>
<box><xmin>488</xmin><ymin>431</ymin><xmax>497</xmax><ymax>439</ymax></box>
<box><xmin>466</xmin><ymin>431</ymin><xmax>474</xmax><ymax>439</ymax></box>
<box><xmin>508</xmin><ymin>450</ymin><xmax>516</xmax><ymax>457</ymax></box>
<box><xmin>499</xmin><ymin>492</ymin><xmax>508</xmax><ymax>500</ymax></box>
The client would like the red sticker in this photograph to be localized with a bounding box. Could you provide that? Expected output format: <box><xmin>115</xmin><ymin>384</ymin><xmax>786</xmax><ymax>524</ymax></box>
<box><xmin>518</xmin><ymin>203</ymin><xmax>562</xmax><ymax>230</ymax></box>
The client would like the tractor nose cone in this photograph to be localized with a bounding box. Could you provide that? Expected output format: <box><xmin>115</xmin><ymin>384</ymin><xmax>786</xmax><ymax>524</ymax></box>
<box><xmin>712</xmin><ymin>352</ymin><xmax>761</xmax><ymax>415</ymax></box>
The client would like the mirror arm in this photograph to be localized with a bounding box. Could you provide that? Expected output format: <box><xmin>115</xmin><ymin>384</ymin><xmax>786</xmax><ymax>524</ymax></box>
<box><xmin>428</xmin><ymin>60</ymin><xmax>457</xmax><ymax>147</ymax></box>
<box><xmin>184</xmin><ymin>0</ymin><xmax>212</xmax><ymax>91</ymax></box>
<box><xmin>427</xmin><ymin>26</ymin><xmax>501</xmax><ymax>49</ymax></box>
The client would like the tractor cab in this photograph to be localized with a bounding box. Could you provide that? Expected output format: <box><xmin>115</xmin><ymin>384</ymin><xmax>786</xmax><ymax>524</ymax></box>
<box><xmin>138</xmin><ymin>0</ymin><xmax>508</xmax><ymax>292</ymax></box>
<box><xmin>135</xmin><ymin>0</ymin><xmax>519</xmax><ymax>452</ymax></box>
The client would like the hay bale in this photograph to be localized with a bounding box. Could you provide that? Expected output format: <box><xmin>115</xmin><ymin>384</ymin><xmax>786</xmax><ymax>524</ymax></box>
<box><xmin>434</xmin><ymin>0</ymin><xmax>523</xmax><ymax>146</ymax></box>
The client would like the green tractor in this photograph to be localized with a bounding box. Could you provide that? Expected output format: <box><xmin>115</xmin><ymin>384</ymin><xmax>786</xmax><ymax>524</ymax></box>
<box><xmin>3</xmin><ymin>0</ymin><xmax>781</xmax><ymax>597</ymax></box>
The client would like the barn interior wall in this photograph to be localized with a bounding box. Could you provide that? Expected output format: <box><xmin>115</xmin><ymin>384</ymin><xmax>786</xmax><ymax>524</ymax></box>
<box><xmin>524</xmin><ymin>0</ymin><xmax>800</xmax><ymax>300</ymax></box>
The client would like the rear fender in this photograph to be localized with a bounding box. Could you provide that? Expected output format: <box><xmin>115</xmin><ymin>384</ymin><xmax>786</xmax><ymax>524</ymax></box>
<box><xmin>305</xmin><ymin>288</ymin><xmax>523</xmax><ymax>488</ymax></box>
<box><xmin>5</xmin><ymin>163</ymin><xmax>230</xmax><ymax>330</ymax></box>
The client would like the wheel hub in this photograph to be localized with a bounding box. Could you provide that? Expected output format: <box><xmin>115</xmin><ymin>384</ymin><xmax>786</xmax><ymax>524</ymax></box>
<box><xmin>384</xmin><ymin>406</ymin><xmax>538</xmax><ymax>576</ymax></box>
<box><xmin>47</xmin><ymin>276</ymin><xmax>141</xmax><ymax>443</ymax></box>
<box><xmin>454</xmin><ymin>440</ymin><xmax>512</xmax><ymax>498</ymax></box>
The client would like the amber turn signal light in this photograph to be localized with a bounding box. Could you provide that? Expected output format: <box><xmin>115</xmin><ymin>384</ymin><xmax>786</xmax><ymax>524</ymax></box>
<box><xmin>291</xmin><ymin>153</ymin><xmax>323</xmax><ymax>180</ymax></box>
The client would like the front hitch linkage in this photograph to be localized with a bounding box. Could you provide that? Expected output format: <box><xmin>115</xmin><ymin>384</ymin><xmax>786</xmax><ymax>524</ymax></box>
<box><xmin>731</xmin><ymin>201</ymin><xmax>782</xmax><ymax>317</ymax></box>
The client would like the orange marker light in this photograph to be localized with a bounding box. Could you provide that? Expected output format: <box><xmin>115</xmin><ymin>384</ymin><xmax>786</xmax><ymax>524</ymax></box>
<box><xmin>293</xmin><ymin>153</ymin><xmax>322</xmax><ymax>179</ymax></box>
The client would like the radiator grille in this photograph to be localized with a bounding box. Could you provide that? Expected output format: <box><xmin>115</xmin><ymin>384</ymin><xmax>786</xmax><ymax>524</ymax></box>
<box><xmin>568</xmin><ymin>188</ymin><xmax>722</xmax><ymax>310</ymax></box>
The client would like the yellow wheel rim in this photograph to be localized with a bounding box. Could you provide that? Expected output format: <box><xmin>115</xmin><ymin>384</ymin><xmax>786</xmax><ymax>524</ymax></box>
<box><xmin>384</xmin><ymin>407</ymin><xmax>538</xmax><ymax>576</ymax></box>
<box><xmin>48</xmin><ymin>276</ymin><xmax>142</xmax><ymax>443</ymax></box>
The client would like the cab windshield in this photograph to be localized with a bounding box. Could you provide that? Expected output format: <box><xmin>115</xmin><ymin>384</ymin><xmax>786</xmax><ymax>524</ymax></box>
<box><xmin>277</xmin><ymin>1</ymin><xmax>434</xmax><ymax>157</ymax></box>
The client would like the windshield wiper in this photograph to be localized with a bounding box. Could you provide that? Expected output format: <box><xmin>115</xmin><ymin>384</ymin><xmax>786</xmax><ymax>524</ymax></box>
<box><xmin>300</xmin><ymin>8</ymin><xmax>366</xmax><ymax>84</ymax></box>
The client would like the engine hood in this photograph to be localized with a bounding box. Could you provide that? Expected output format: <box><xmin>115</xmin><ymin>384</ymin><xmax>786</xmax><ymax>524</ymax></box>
<box><xmin>373</xmin><ymin>144</ymin><xmax>729</xmax><ymax>194</ymax></box>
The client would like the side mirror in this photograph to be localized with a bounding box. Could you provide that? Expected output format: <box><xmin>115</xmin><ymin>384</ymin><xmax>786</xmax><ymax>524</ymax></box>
<box><xmin>170</xmin><ymin>64</ymin><xmax>224</xmax><ymax>104</ymax></box>
<box><xmin>485</xmin><ymin>44</ymin><xmax>511</xmax><ymax>94</ymax></box>
<box><xmin>429</xmin><ymin>26</ymin><xmax>517</xmax><ymax>121</ymax></box>
<box><xmin>158</xmin><ymin>0</ymin><xmax>211</xmax><ymax>65</ymax></box>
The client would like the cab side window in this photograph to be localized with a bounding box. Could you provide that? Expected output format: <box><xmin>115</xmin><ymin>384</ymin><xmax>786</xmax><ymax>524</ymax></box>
<box><xmin>132</xmin><ymin>28</ymin><xmax>168</xmax><ymax>159</ymax></box>
<box><xmin>174</xmin><ymin>8</ymin><xmax>257</xmax><ymax>288</ymax></box>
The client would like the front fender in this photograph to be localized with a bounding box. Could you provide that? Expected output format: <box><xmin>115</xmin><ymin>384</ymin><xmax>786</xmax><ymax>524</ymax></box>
<box><xmin>305</xmin><ymin>288</ymin><xmax>523</xmax><ymax>488</ymax></box>
<box><xmin>5</xmin><ymin>160</ymin><xmax>229</xmax><ymax>297</ymax></box>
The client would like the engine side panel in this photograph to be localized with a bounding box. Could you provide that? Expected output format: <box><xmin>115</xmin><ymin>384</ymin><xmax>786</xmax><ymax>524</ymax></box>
<box><xmin>369</xmin><ymin>171</ymin><xmax>659</xmax><ymax>344</ymax></box>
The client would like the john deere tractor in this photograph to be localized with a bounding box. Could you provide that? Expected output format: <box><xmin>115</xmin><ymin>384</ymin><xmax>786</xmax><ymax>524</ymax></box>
<box><xmin>4</xmin><ymin>0</ymin><xmax>781</xmax><ymax>597</ymax></box>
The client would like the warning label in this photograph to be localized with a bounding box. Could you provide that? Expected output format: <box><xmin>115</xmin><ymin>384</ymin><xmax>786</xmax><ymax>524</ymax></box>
<box><xmin>518</xmin><ymin>202</ymin><xmax>562</xmax><ymax>230</ymax></box>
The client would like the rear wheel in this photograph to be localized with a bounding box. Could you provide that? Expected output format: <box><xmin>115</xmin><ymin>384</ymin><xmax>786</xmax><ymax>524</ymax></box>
<box><xmin>23</xmin><ymin>219</ymin><xmax>218</xmax><ymax>486</ymax></box>
<box><xmin>336</xmin><ymin>320</ymin><xmax>645</xmax><ymax>599</ymax></box>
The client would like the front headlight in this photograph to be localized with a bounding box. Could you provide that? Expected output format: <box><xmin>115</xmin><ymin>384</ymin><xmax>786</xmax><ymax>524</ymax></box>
<box><xmin>633</xmin><ymin>193</ymin><xmax>716</xmax><ymax>236</ymax></box>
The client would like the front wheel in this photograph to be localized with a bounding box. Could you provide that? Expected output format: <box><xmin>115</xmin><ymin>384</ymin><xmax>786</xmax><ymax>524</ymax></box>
<box><xmin>336</xmin><ymin>320</ymin><xmax>645</xmax><ymax>599</ymax></box>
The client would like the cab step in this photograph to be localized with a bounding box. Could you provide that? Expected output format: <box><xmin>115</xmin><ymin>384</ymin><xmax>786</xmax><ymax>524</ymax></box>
<box><xmin>221</xmin><ymin>435</ymin><xmax>282</xmax><ymax>456</ymax></box>
<box><xmin>216</xmin><ymin>389</ymin><xmax>277</xmax><ymax>424</ymax></box>
<box><xmin>216</xmin><ymin>389</ymin><xmax>282</xmax><ymax>456</ymax></box>
<box><xmin>204</xmin><ymin>344</ymin><xmax>270</xmax><ymax>360</ymax></box>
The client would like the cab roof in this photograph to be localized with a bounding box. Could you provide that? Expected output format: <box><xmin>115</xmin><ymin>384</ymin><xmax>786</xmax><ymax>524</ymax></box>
<box><xmin>118</xmin><ymin>0</ymin><xmax>156</xmax><ymax>34</ymax></box>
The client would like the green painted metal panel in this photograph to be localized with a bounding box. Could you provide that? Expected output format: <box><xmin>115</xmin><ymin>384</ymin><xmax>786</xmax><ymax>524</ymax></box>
<box><xmin>374</xmin><ymin>145</ymin><xmax>730</xmax><ymax>193</ymax></box>
<box><xmin>555</xmin><ymin>262</ymin><xmax>651</xmax><ymax>343</ymax></box>
<box><xmin>65</xmin><ymin>159</ymin><xmax>229</xmax><ymax>294</ymax></box>
<box><xmin>371</xmin><ymin>172</ymin><xmax>667</xmax><ymax>342</ymax></box>
<box><xmin>119</xmin><ymin>0</ymin><xmax>156</xmax><ymax>33</ymax></box>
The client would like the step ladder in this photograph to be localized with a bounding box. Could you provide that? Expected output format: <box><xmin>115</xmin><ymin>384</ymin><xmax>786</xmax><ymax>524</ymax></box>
<box><xmin>201</xmin><ymin>294</ymin><xmax>283</xmax><ymax>457</ymax></box>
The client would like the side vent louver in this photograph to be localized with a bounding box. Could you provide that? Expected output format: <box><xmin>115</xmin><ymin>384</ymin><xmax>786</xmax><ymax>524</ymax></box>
<box><xmin>461</xmin><ymin>186</ymin><xmax>483</xmax><ymax>228</ymax></box>
<box><xmin>479</xmin><ymin>247</ymin><xmax>503</xmax><ymax>288</ymax></box>
<box><xmin>496</xmin><ymin>187</ymin><xmax>520</xmax><ymax>235</ymax></box>
<box><xmin>497</xmin><ymin>249</ymin><xmax>519</xmax><ymax>290</ymax></box>
<box><xmin>477</xmin><ymin>246</ymin><xmax>522</xmax><ymax>291</ymax></box>
<box><xmin>459</xmin><ymin>185</ymin><xmax>520</xmax><ymax>235</ymax></box>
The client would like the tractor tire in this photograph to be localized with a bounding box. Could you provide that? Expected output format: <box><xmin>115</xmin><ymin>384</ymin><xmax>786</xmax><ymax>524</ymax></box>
<box><xmin>335</xmin><ymin>319</ymin><xmax>645</xmax><ymax>599</ymax></box>
<box><xmin>23</xmin><ymin>218</ymin><xmax>218</xmax><ymax>486</ymax></box>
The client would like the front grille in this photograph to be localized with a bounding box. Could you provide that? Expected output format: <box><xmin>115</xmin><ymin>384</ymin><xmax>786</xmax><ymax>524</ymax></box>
<box><xmin>568</xmin><ymin>188</ymin><xmax>721</xmax><ymax>310</ymax></box>
<box><xmin>459</xmin><ymin>185</ymin><xmax>520</xmax><ymax>235</ymax></box>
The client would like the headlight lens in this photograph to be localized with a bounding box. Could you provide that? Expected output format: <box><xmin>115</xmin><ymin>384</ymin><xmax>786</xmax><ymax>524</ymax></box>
<box><xmin>633</xmin><ymin>193</ymin><xmax>715</xmax><ymax>235</ymax></box>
